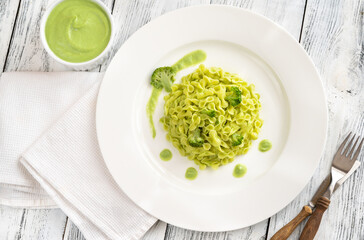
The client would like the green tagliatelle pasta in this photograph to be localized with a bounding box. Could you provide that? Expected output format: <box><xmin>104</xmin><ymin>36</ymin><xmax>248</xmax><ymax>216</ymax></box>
<box><xmin>160</xmin><ymin>65</ymin><xmax>263</xmax><ymax>170</ymax></box>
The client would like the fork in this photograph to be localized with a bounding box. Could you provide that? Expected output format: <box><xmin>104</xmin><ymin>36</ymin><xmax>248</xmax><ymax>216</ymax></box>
<box><xmin>299</xmin><ymin>132</ymin><xmax>363</xmax><ymax>240</ymax></box>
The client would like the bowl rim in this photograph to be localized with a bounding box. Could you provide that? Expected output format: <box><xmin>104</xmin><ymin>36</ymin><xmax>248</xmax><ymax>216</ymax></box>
<box><xmin>40</xmin><ymin>0</ymin><xmax>114</xmax><ymax>67</ymax></box>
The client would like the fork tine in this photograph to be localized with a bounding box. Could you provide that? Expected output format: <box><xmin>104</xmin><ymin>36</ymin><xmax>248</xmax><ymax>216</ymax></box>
<box><xmin>337</xmin><ymin>132</ymin><xmax>352</xmax><ymax>155</ymax></box>
<box><xmin>352</xmin><ymin>137</ymin><xmax>364</xmax><ymax>161</ymax></box>
<box><xmin>348</xmin><ymin>136</ymin><xmax>360</xmax><ymax>158</ymax></box>
<box><xmin>342</xmin><ymin>133</ymin><xmax>356</xmax><ymax>156</ymax></box>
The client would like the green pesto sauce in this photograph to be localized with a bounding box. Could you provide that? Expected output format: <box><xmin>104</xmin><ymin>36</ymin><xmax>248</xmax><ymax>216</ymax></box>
<box><xmin>233</xmin><ymin>164</ymin><xmax>247</xmax><ymax>178</ymax></box>
<box><xmin>259</xmin><ymin>139</ymin><xmax>272</xmax><ymax>152</ymax></box>
<box><xmin>45</xmin><ymin>0</ymin><xmax>111</xmax><ymax>63</ymax></box>
<box><xmin>146</xmin><ymin>88</ymin><xmax>162</xmax><ymax>138</ymax></box>
<box><xmin>185</xmin><ymin>167</ymin><xmax>198</xmax><ymax>180</ymax></box>
<box><xmin>147</xmin><ymin>50</ymin><xmax>207</xmax><ymax>138</ymax></box>
<box><xmin>171</xmin><ymin>50</ymin><xmax>207</xmax><ymax>72</ymax></box>
<box><xmin>160</xmin><ymin>149</ymin><xmax>172</xmax><ymax>161</ymax></box>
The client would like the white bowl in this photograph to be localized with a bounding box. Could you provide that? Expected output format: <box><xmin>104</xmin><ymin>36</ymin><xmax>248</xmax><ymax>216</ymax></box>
<box><xmin>40</xmin><ymin>0</ymin><xmax>114</xmax><ymax>70</ymax></box>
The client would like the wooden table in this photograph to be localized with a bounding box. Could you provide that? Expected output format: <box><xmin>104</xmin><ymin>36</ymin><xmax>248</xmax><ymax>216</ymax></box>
<box><xmin>0</xmin><ymin>0</ymin><xmax>363</xmax><ymax>239</ymax></box>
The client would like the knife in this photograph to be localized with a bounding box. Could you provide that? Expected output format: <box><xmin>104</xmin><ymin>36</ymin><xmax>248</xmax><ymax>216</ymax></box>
<box><xmin>270</xmin><ymin>161</ymin><xmax>360</xmax><ymax>240</ymax></box>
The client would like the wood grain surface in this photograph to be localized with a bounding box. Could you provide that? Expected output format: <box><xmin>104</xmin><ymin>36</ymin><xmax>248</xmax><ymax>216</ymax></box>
<box><xmin>0</xmin><ymin>0</ymin><xmax>363</xmax><ymax>239</ymax></box>
<box><xmin>0</xmin><ymin>0</ymin><xmax>20</xmax><ymax>73</ymax></box>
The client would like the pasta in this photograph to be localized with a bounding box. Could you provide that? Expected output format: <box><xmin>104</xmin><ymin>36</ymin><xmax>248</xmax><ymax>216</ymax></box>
<box><xmin>160</xmin><ymin>65</ymin><xmax>263</xmax><ymax>169</ymax></box>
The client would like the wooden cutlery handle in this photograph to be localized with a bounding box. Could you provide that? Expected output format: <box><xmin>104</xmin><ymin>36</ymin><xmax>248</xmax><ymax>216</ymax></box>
<box><xmin>299</xmin><ymin>196</ymin><xmax>331</xmax><ymax>240</ymax></box>
<box><xmin>270</xmin><ymin>206</ymin><xmax>312</xmax><ymax>240</ymax></box>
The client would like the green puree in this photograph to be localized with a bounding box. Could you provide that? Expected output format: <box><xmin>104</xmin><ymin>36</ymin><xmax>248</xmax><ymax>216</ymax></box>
<box><xmin>146</xmin><ymin>88</ymin><xmax>162</xmax><ymax>138</ymax></box>
<box><xmin>171</xmin><ymin>50</ymin><xmax>207</xmax><ymax>72</ymax></box>
<box><xmin>259</xmin><ymin>139</ymin><xmax>272</xmax><ymax>152</ymax></box>
<box><xmin>185</xmin><ymin>167</ymin><xmax>198</xmax><ymax>180</ymax></box>
<box><xmin>233</xmin><ymin>164</ymin><xmax>247</xmax><ymax>178</ymax></box>
<box><xmin>160</xmin><ymin>149</ymin><xmax>172</xmax><ymax>161</ymax></box>
<box><xmin>45</xmin><ymin>0</ymin><xmax>111</xmax><ymax>63</ymax></box>
<box><xmin>147</xmin><ymin>50</ymin><xmax>207</xmax><ymax>138</ymax></box>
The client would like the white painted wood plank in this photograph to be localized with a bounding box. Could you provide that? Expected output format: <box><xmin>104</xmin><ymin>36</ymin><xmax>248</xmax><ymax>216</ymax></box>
<box><xmin>211</xmin><ymin>0</ymin><xmax>307</xmax><ymax>40</ymax></box>
<box><xmin>267</xmin><ymin>0</ymin><xmax>364</xmax><ymax>239</ymax></box>
<box><xmin>141</xmin><ymin>221</ymin><xmax>168</xmax><ymax>240</ymax></box>
<box><xmin>0</xmin><ymin>205</ymin><xmax>67</xmax><ymax>240</ymax></box>
<box><xmin>63</xmin><ymin>219</ymin><xmax>168</xmax><ymax>240</ymax></box>
<box><xmin>64</xmin><ymin>220</ymin><xmax>167</xmax><ymax>240</ymax></box>
<box><xmin>0</xmin><ymin>205</ymin><xmax>24</xmax><ymax>240</ymax></box>
<box><xmin>16</xmin><ymin>208</ymin><xmax>67</xmax><ymax>239</ymax></box>
<box><xmin>165</xmin><ymin>221</ymin><xmax>268</xmax><ymax>240</ymax></box>
<box><xmin>63</xmin><ymin>219</ymin><xmax>86</xmax><ymax>240</ymax></box>
<box><xmin>0</xmin><ymin>0</ymin><xmax>20</xmax><ymax>73</ymax></box>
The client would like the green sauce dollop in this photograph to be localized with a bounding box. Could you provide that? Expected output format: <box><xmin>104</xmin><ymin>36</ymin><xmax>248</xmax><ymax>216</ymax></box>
<box><xmin>45</xmin><ymin>0</ymin><xmax>111</xmax><ymax>63</ymax></box>
<box><xmin>160</xmin><ymin>149</ymin><xmax>172</xmax><ymax>161</ymax></box>
<box><xmin>233</xmin><ymin>164</ymin><xmax>247</xmax><ymax>178</ymax></box>
<box><xmin>185</xmin><ymin>167</ymin><xmax>198</xmax><ymax>180</ymax></box>
<box><xmin>259</xmin><ymin>139</ymin><xmax>272</xmax><ymax>152</ymax></box>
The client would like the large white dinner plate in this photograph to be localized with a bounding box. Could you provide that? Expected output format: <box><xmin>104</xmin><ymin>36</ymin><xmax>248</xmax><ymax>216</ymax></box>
<box><xmin>96</xmin><ymin>5</ymin><xmax>327</xmax><ymax>231</ymax></box>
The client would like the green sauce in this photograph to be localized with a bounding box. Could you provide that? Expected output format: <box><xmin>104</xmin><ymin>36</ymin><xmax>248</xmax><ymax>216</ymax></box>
<box><xmin>147</xmin><ymin>50</ymin><xmax>207</xmax><ymax>138</ymax></box>
<box><xmin>185</xmin><ymin>167</ymin><xmax>198</xmax><ymax>180</ymax></box>
<box><xmin>171</xmin><ymin>50</ymin><xmax>207</xmax><ymax>72</ymax></box>
<box><xmin>146</xmin><ymin>88</ymin><xmax>162</xmax><ymax>138</ymax></box>
<box><xmin>45</xmin><ymin>0</ymin><xmax>111</xmax><ymax>63</ymax></box>
<box><xmin>160</xmin><ymin>149</ymin><xmax>172</xmax><ymax>161</ymax></box>
<box><xmin>233</xmin><ymin>164</ymin><xmax>247</xmax><ymax>178</ymax></box>
<box><xmin>259</xmin><ymin>139</ymin><xmax>272</xmax><ymax>152</ymax></box>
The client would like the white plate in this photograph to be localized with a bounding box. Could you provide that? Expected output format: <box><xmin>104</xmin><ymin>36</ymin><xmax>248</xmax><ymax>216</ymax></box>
<box><xmin>96</xmin><ymin>5</ymin><xmax>327</xmax><ymax>231</ymax></box>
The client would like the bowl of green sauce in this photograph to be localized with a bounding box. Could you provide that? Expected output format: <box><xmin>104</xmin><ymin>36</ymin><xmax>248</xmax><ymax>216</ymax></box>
<box><xmin>40</xmin><ymin>0</ymin><xmax>114</xmax><ymax>69</ymax></box>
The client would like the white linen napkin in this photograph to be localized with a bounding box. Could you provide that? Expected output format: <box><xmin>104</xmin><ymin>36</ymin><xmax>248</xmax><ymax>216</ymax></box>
<box><xmin>0</xmin><ymin>72</ymin><xmax>157</xmax><ymax>239</ymax></box>
<box><xmin>0</xmin><ymin>72</ymin><xmax>100</xmax><ymax>207</ymax></box>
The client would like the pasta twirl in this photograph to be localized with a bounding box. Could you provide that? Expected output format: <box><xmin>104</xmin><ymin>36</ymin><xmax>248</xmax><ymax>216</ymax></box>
<box><xmin>160</xmin><ymin>65</ymin><xmax>263</xmax><ymax>169</ymax></box>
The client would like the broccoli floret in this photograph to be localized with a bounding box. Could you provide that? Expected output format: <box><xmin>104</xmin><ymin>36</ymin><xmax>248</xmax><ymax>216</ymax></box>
<box><xmin>225</xmin><ymin>86</ymin><xmax>242</xmax><ymax>106</ymax></box>
<box><xmin>151</xmin><ymin>67</ymin><xmax>176</xmax><ymax>92</ymax></box>
<box><xmin>201</xmin><ymin>109</ymin><xmax>216</xmax><ymax>117</ymax></box>
<box><xmin>231</xmin><ymin>133</ymin><xmax>244</xmax><ymax>146</ymax></box>
<box><xmin>188</xmin><ymin>128</ymin><xmax>204</xmax><ymax>147</ymax></box>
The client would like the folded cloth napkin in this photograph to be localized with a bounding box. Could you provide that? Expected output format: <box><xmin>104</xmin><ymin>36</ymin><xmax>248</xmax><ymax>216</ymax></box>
<box><xmin>0</xmin><ymin>72</ymin><xmax>99</xmax><ymax>207</ymax></box>
<box><xmin>0</xmin><ymin>72</ymin><xmax>156</xmax><ymax>239</ymax></box>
